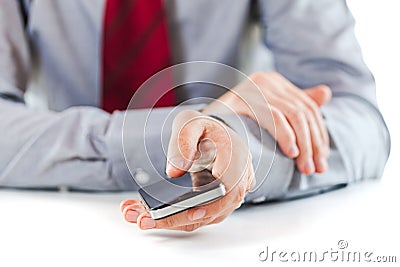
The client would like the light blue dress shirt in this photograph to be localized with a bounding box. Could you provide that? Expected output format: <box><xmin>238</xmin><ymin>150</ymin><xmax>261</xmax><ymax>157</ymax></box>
<box><xmin>0</xmin><ymin>0</ymin><xmax>390</xmax><ymax>203</ymax></box>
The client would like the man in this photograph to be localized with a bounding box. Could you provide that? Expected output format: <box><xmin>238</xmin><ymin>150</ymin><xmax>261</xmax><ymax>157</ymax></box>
<box><xmin>0</xmin><ymin>0</ymin><xmax>390</xmax><ymax>232</ymax></box>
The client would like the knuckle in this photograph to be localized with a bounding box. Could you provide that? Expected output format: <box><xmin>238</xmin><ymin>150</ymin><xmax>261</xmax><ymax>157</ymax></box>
<box><xmin>314</xmin><ymin>148</ymin><xmax>324</xmax><ymax>159</ymax></box>
<box><xmin>205</xmin><ymin>198</ymin><xmax>224</xmax><ymax>216</ymax></box>
<box><xmin>307</xmin><ymin>101</ymin><xmax>320</xmax><ymax>116</ymax></box>
<box><xmin>311</xmin><ymin>135</ymin><xmax>323</xmax><ymax>152</ymax></box>
<box><xmin>271</xmin><ymin>108</ymin><xmax>286</xmax><ymax>126</ymax></box>
<box><xmin>233</xmin><ymin>186</ymin><xmax>246</xmax><ymax>204</ymax></box>
<box><xmin>213</xmin><ymin>198</ymin><xmax>226</xmax><ymax>213</ymax></box>
<box><xmin>210</xmin><ymin>218</ymin><xmax>222</xmax><ymax>225</ymax></box>
<box><xmin>274</xmin><ymin>122</ymin><xmax>294</xmax><ymax>142</ymax></box>
<box><xmin>175</xmin><ymin>109</ymin><xmax>199</xmax><ymax>121</ymax></box>
<box><xmin>302</xmin><ymin>151</ymin><xmax>313</xmax><ymax>161</ymax></box>
<box><xmin>162</xmin><ymin>215</ymin><xmax>179</xmax><ymax>228</ymax></box>
<box><xmin>286</xmin><ymin>105</ymin><xmax>305</xmax><ymax>123</ymax></box>
<box><xmin>302</xmin><ymin>109</ymin><xmax>313</xmax><ymax>123</ymax></box>
<box><xmin>270</xmin><ymin>107</ymin><xmax>285</xmax><ymax>124</ymax></box>
<box><xmin>247</xmin><ymin>151</ymin><xmax>253</xmax><ymax>165</ymax></box>
<box><xmin>299</xmin><ymin>148</ymin><xmax>313</xmax><ymax>160</ymax></box>
<box><xmin>270</xmin><ymin>109</ymin><xmax>296</xmax><ymax>145</ymax></box>
<box><xmin>249</xmin><ymin>71</ymin><xmax>265</xmax><ymax>80</ymax></box>
<box><xmin>211</xmin><ymin>215</ymin><xmax>228</xmax><ymax>225</ymax></box>
<box><xmin>308</xmin><ymin>123</ymin><xmax>326</xmax><ymax>156</ymax></box>
<box><xmin>248</xmin><ymin>165</ymin><xmax>256</xmax><ymax>189</ymax></box>
<box><xmin>183</xmin><ymin>224</ymin><xmax>200</xmax><ymax>232</ymax></box>
<box><xmin>278</xmin><ymin>134</ymin><xmax>295</xmax><ymax>149</ymax></box>
<box><xmin>266</xmin><ymin>71</ymin><xmax>282</xmax><ymax>80</ymax></box>
<box><xmin>313</xmin><ymin>139</ymin><xmax>327</xmax><ymax>158</ymax></box>
<box><xmin>249</xmin><ymin>72</ymin><xmax>267</xmax><ymax>86</ymax></box>
<box><xmin>293</xmin><ymin>102</ymin><xmax>310</xmax><ymax>117</ymax></box>
<box><xmin>249</xmin><ymin>176</ymin><xmax>256</xmax><ymax>191</ymax></box>
<box><xmin>300</xmin><ymin>96</ymin><xmax>323</xmax><ymax>122</ymax></box>
<box><xmin>305</xmin><ymin>105</ymin><xmax>322</xmax><ymax>126</ymax></box>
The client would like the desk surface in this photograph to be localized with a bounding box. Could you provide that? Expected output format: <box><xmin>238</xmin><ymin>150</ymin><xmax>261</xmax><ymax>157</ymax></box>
<box><xmin>1</xmin><ymin>175</ymin><xmax>398</xmax><ymax>267</ymax></box>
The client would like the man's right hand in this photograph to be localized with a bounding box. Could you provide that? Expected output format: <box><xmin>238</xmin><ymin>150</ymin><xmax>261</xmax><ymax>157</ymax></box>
<box><xmin>121</xmin><ymin>110</ymin><xmax>255</xmax><ymax>231</ymax></box>
<box><xmin>202</xmin><ymin>72</ymin><xmax>332</xmax><ymax>175</ymax></box>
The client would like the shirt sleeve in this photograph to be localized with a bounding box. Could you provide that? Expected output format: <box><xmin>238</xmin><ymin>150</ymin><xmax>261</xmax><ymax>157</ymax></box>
<box><xmin>0</xmin><ymin>1</ymin><xmax>29</xmax><ymax>99</ymax></box>
<box><xmin>0</xmin><ymin>1</ymin><xmax>194</xmax><ymax>191</ymax></box>
<box><xmin>227</xmin><ymin>0</ymin><xmax>390</xmax><ymax>202</ymax></box>
<box><xmin>0</xmin><ymin>95</ymin><xmax>201</xmax><ymax>191</ymax></box>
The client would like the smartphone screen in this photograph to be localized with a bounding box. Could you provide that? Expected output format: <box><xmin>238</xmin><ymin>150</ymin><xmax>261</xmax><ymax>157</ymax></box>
<box><xmin>138</xmin><ymin>170</ymin><xmax>226</xmax><ymax>219</ymax></box>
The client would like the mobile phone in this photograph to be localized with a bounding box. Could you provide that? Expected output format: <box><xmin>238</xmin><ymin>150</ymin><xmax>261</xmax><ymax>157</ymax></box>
<box><xmin>138</xmin><ymin>170</ymin><xmax>226</xmax><ymax>220</ymax></box>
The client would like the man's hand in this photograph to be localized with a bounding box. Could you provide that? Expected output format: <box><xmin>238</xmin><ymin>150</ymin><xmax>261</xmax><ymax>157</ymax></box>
<box><xmin>121</xmin><ymin>110</ymin><xmax>255</xmax><ymax>231</ymax></box>
<box><xmin>202</xmin><ymin>72</ymin><xmax>332</xmax><ymax>175</ymax></box>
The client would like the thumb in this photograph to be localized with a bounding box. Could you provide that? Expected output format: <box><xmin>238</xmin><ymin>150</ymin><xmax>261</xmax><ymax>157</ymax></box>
<box><xmin>166</xmin><ymin>110</ymin><xmax>204</xmax><ymax>177</ymax></box>
<box><xmin>304</xmin><ymin>85</ymin><xmax>332</xmax><ymax>106</ymax></box>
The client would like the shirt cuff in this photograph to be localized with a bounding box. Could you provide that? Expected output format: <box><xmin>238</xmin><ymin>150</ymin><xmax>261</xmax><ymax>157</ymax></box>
<box><xmin>105</xmin><ymin>104</ymin><xmax>207</xmax><ymax>191</ymax></box>
<box><xmin>104</xmin><ymin>110</ymin><xmax>138</xmax><ymax>190</ymax></box>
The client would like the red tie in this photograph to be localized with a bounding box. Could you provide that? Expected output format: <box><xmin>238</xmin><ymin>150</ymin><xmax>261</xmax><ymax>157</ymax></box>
<box><xmin>102</xmin><ymin>0</ymin><xmax>175</xmax><ymax>112</ymax></box>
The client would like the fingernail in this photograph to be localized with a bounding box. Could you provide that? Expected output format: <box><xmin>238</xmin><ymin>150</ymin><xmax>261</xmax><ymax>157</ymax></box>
<box><xmin>303</xmin><ymin>158</ymin><xmax>315</xmax><ymax>175</ymax></box>
<box><xmin>191</xmin><ymin>208</ymin><xmax>206</xmax><ymax>221</ymax></box>
<box><xmin>288</xmin><ymin>145</ymin><xmax>299</xmax><ymax>157</ymax></box>
<box><xmin>165</xmin><ymin>162</ymin><xmax>174</xmax><ymax>175</ymax></box>
<box><xmin>317</xmin><ymin>158</ymin><xmax>328</xmax><ymax>172</ymax></box>
<box><xmin>140</xmin><ymin>217</ymin><xmax>155</xmax><ymax>229</ymax></box>
<box><xmin>321</xmin><ymin>85</ymin><xmax>331</xmax><ymax>92</ymax></box>
<box><xmin>125</xmin><ymin>210</ymin><xmax>139</xmax><ymax>222</ymax></box>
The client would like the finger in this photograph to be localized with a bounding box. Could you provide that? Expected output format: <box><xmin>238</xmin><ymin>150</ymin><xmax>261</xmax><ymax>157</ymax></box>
<box><xmin>278</xmin><ymin>81</ymin><xmax>330</xmax><ymax>150</ymax></box>
<box><xmin>269</xmin><ymin>106</ymin><xmax>299</xmax><ymax>158</ymax></box>
<box><xmin>136</xmin><ymin>184</ymin><xmax>244</xmax><ymax>230</ymax></box>
<box><xmin>304</xmin><ymin>86</ymin><xmax>331</xmax><ymax>148</ymax></box>
<box><xmin>274</xmin><ymin>74</ymin><xmax>330</xmax><ymax>107</ymax></box>
<box><xmin>280</xmin><ymin>101</ymin><xmax>315</xmax><ymax>175</ymax></box>
<box><xmin>171</xmin><ymin>113</ymin><xmax>235</xmax><ymax>187</ymax></box>
<box><xmin>188</xmin><ymin>139</ymin><xmax>216</xmax><ymax>173</ymax></box>
<box><xmin>222</xmin><ymin>72</ymin><xmax>300</xmax><ymax>159</ymax></box>
<box><xmin>308</xmin><ymin>104</ymin><xmax>330</xmax><ymax>152</ymax></box>
<box><xmin>120</xmin><ymin>199</ymin><xmax>140</xmax><ymax>212</ymax></box>
<box><xmin>236</xmin><ymin>91</ymin><xmax>300</xmax><ymax>159</ymax></box>
<box><xmin>166</xmin><ymin>110</ymin><xmax>204</xmax><ymax>177</ymax></box>
<box><xmin>190</xmin><ymin>169</ymin><xmax>217</xmax><ymax>190</ymax></box>
<box><xmin>123</xmin><ymin>203</ymin><xmax>147</xmax><ymax>223</ymax></box>
<box><xmin>167</xmin><ymin>217</ymin><xmax>215</xmax><ymax>232</ymax></box>
<box><xmin>245</xmin><ymin>155</ymin><xmax>256</xmax><ymax>192</ymax></box>
<box><xmin>304</xmin><ymin>85</ymin><xmax>332</xmax><ymax>107</ymax></box>
<box><xmin>244</xmin><ymin>73</ymin><xmax>327</xmax><ymax>174</ymax></box>
<box><xmin>138</xmin><ymin>210</ymin><xmax>232</xmax><ymax>232</ymax></box>
<box><xmin>304</xmin><ymin>111</ymin><xmax>329</xmax><ymax>173</ymax></box>
<box><xmin>288</xmin><ymin>88</ymin><xmax>330</xmax><ymax>168</ymax></box>
<box><xmin>168</xmin><ymin>222</ymin><xmax>207</xmax><ymax>232</ymax></box>
<box><xmin>209</xmin><ymin>214</ymin><xmax>230</xmax><ymax>225</ymax></box>
<box><xmin>198</xmin><ymin>118</ymin><xmax>237</xmax><ymax>188</ymax></box>
<box><xmin>266</xmin><ymin>75</ymin><xmax>330</xmax><ymax>150</ymax></box>
<box><xmin>194</xmin><ymin>183</ymin><xmax>246</xmax><ymax>219</ymax></box>
<box><xmin>136</xmin><ymin>209</ymin><xmax>191</xmax><ymax>230</ymax></box>
<box><xmin>248</xmin><ymin>74</ymin><xmax>307</xmax><ymax>159</ymax></box>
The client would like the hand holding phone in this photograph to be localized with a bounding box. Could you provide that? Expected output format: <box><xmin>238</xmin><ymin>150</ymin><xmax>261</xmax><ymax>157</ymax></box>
<box><xmin>121</xmin><ymin>110</ymin><xmax>255</xmax><ymax>231</ymax></box>
<box><xmin>138</xmin><ymin>170</ymin><xmax>226</xmax><ymax>220</ymax></box>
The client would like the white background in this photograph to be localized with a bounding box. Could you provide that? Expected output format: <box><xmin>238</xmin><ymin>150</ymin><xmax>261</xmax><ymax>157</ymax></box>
<box><xmin>347</xmin><ymin>0</ymin><xmax>400</xmax><ymax>189</ymax></box>
<box><xmin>0</xmin><ymin>1</ymin><xmax>399</xmax><ymax>267</ymax></box>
